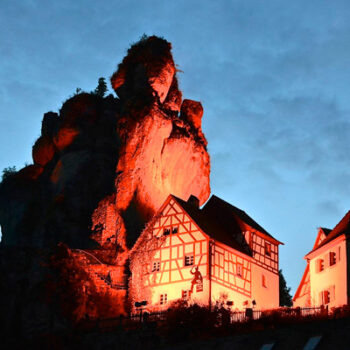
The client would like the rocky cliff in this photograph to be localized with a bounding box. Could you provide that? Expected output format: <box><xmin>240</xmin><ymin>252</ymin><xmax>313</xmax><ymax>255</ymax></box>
<box><xmin>0</xmin><ymin>36</ymin><xmax>210</xmax><ymax>335</ymax></box>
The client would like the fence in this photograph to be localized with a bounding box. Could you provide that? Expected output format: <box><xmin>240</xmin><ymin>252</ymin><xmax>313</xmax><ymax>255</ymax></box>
<box><xmin>130</xmin><ymin>306</ymin><xmax>324</xmax><ymax>324</ymax></box>
<box><xmin>79</xmin><ymin>306</ymin><xmax>325</xmax><ymax>332</ymax></box>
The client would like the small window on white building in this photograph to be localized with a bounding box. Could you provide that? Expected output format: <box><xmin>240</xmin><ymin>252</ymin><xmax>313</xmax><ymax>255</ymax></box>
<box><xmin>320</xmin><ymin>290</ymin><xmax>330</xmax><ymax>305</ymax></box>
<box><xmin>329</xmin><ymin>251</ymin><xmax>336</xmax><ymax>266</ymax></box>
<box><xmin>185</xmin><ymin>255</ymin><xmax>194</xmax><ymax>266</ymax></box>
<box><xmin>160</xmin><ymin>294</ymin><xmax>167</xmax><ymax>305</ymax></box>
<box><xmin>172</xmin><ymin>226</ymin><xmax>178</xmax><ymax>234</ymax></box>
<box><xmin>163</xmin><ymin>228</ymin><xmax>171</xmax><ymax>236</ymax></box>
<box><xmin>236</xmin><ymin>263</ymin><xmax>243</xmax><ymax>277</ymax></box>
<box><xmin>152</xmin><ymin>261</ymin><xmax>160</xmax><ymax>272</ymax></box>
<box><xmin>265</xmin><ymin>242</ymin><xmax>271</xmax><ymax>257</ymax></box>
<box><xmin>182</xmin><ymin>290</ymin><xmax>190</xmax><ymax>300</ymax></box>
<box><xmin>316</xmin><ymin>258</ymin><xmax>324</xmax><ymax>272</ymax></box>
<box><xmin>262</xmin><ymin>274</ymin><xmax>267</xmax><ymax>288</ymax></box>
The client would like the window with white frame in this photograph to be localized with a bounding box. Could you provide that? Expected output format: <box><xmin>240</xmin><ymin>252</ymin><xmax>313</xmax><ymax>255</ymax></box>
<box><xmin>236</xmin><ymin>263</ymin><xmax>243</xmax><ymax>277</ymax></box>
<box><xmin>182</xmin><ymin>290</ymin><xmax>190</xmax><ymax>300</ymax></box>
<box><xmin>185</xmin><ymin>255</ymin><xmax>194</xmax><ymax>266</ymax></box>
<box><xmin>160</xmin><ymin>294</ymin><xmax>167</xmax><ymax>305</ymax></box>
<box><xmin>152</xmin><ymin>261</ymin><xmax>160</xmax><ymax>272</ymax></box>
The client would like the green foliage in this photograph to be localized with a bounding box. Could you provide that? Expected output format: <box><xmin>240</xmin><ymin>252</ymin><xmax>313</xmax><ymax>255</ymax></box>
<box><xmin>93</xmin><ymin>77</ymin><xmax>108</xmax><ymax>97</ymax></box>
<box><xmin>279</xmin><ymin>269</ymin><xmax>293</xmax><ymax>306</ymax></box>
<box><xmin>1</xmin><ymin>166</ymin><xmax>16</xmax><ymax>182</ymax></box>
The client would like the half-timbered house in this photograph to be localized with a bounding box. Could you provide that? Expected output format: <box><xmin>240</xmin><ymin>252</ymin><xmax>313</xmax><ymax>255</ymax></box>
<box><xmin>129</xmin><ymin>194</ymin><xmax>283</xmax><ymax>312</ymax></box>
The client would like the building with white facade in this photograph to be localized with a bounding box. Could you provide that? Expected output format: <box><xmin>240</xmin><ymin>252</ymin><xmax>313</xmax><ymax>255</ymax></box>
<box><xmin>129</xmin><ymin>194</ymin><xmax>283</xmax><ymax>312</ymax></box>
<box><xmin>293</xmin><ymin>211</ymin><xmax>350</xmax><ymax>308</ymax></box>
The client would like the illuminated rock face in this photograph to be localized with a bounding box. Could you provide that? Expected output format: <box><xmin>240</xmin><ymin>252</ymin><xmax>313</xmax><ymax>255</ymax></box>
<box><xmin>0</xmin><ymin>36</ymin><xmax>210</xmax><ymax>322</ymax></box>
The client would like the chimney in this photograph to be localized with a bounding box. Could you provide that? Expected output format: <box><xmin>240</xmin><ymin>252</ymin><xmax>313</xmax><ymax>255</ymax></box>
<box><xmin>187</xmin><ymin>195</ymin><xmax>200</xmax><ymax>208</ymax></box>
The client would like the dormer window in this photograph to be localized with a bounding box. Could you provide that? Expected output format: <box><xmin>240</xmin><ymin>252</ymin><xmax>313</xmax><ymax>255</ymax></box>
<box><xmin>265</xmin><ymin>242</ymin><xmax>271</xmax><ymax>257</ymax></box>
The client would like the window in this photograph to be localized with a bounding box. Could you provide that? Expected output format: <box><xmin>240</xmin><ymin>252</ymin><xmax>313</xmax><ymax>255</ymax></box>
<box><xmin>329</xmin><ymin>252</ymin><xmax>336</xmax><ymax>266</ymax></box>
<box><xmin>160</xmin><ymin>294</ymin><xmax>167</xmax><ymax>305</ymax></box>
<box><xmin>316</xmin><ymin>259</ymin><xmax>324</xmax><ymax>272</ymax></box>
<box><xmin>152</xmin><ymin>261</ymin><xmax>160</xmax><ymax>272</ymax></box>
<box><xmin>172</xmin><ymin>226</ymin><xmax>178</xmax><ymax>234</ymax></box>
<box><xmin>320</xmin><ymin>286</ymin><xmax>335</xmax><ymax>305</ymax></box>
<box><xmin>185</xmin><ymin>255</ymin><xmax>194</xmax><ymax>266</ymax></box>
<box><xmin>182</xmin><ymin>290</ymin><xmax>190</xmax><ymax>300</ymax></box>
<box><xmin>262</xmin><ymin>274</ymin><xmax>267</xmax><ymax>288</ymax></box>
<box><xmin>265</xmin><ymin>242</ymin><xmax>271</xmax><ymax>257</ymax></box>
<box><xmin>236</xmin><ymin>263</ymin><xmax>243</xmax><ymax>277</ymax></box>
<box><xmin>163</xmin><ymin>228</ymin><xmax>171</xmax><ymax>236</ymax></box>
<box><xmin>320</xmin><ymin>290</ymin><xmax>330</xmax><ymax>305</ymax></box>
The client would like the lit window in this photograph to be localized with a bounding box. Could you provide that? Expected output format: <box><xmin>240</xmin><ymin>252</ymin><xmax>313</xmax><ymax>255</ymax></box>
<box><xmin>262</xmin><ymin>274</ymin><xmax>267</xmax><ymax>288</ymax></box>
<box><xmin>265</xmin><ymin>242</ymin><xmax>271</xmax><ymax>257</ymax></box>
<box><xmin>152</xmin><ymin>261</ymin><xmax>160</xmax><ymax>272</ymax></box>
<box><xmin>329</xmin><ymin>252</ymin><xmax>336</xmax><ymax>266</ymax></box>
<box><xmin>185</xmin><ymin>255</ymin><xmax>194</xmax><ymax>266</ymax></box>
<box><xmin>160</xmin><ymin>294</ymin><xmax>167</xmax><ymax>305</ymax></box>
<box><xmin>236</xmin><ymin>263</ymin><xmax>243</xmax><ymax>277</ymax></box>
<box><xmin>316</xmin><ymin>259</ymin><xmax>324</xmax><ymax>272</ymax></box>
<box><xmin>172</xmin><ymin>226</ymin><xmax>178</xmax><ymax>234</ymax></box>
<box><xmin>163</xmin><ymin>228</ymin><xmax>171</xmax><ymax>236</ymax></box>
<box><xmin>182</xmin><ymin>290</ymin><xmax>190</xmax><ymax>300</ymax></box>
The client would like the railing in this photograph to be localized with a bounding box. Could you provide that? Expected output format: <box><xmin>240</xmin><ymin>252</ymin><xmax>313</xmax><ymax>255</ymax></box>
<box><xmin>75</xmin><ymin>248</ymin><xmax>105</xmax><ymax>265</ymax></box>
<box><xmin>129</xmin><ymin>306</ymin><xmax>324</xmax><ymax>324</ymax></box>
<box><xmin>78</xmin><ymin>306</ymin><xmax>327</xmax><ymax>332</ymax></box>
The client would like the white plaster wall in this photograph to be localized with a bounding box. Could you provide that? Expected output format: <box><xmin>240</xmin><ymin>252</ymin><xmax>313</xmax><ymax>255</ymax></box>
<box><xmin>210</xmin><ymin>281</ymin><xmax>252</xmax><ymax>310</ymax></box>
<box><xmin>251</xmin><ymin>263</ymin><xmax>279</xmax><ymax>310</ymax></box>
<box><xmin>149</xmin><ymin>277</ymin><xmax>210</xmax><ymax>310</ymax></box>
<box><xmin>309</xmin><ymin>240</ymin><xmax>347</xmax><ymax>308</ymax></box>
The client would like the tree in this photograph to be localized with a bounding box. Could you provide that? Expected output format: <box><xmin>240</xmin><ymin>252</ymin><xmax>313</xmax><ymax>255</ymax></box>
<box><xmin>279</xmin><ymin>269</ymin><xmax>293</xmax><ymax>306</ymax></box>
<box><xmin>93</xmin><ymin>77</ymin><xmax>108</xmax><ymax>97</ymax></box>
<box><xmin>1</xmin><ymin>166</ymin><xmax>16</xmax><ymax>182</ymax></box>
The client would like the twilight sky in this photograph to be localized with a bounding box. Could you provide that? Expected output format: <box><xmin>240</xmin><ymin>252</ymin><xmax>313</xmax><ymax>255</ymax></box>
<box><xmin>1</xmin><ymin>0</ymin><xmax>350</xmax><ymax>294</ymax></box>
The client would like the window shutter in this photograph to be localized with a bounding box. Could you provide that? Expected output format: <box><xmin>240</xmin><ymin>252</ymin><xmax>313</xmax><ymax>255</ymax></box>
<box><xmin>324</xmin><ymin>255</ymin><xmax>329</xmax><ymax>268</ymax></box>
<box><xmin>330</xmin><ymin>285</ymin><xmax>336</xmax><ymax>302</ymax></box>
<box><xmin>319</xmin><ymin>291</ymin><xmax>323</xmax><ymax>305</ymax></box>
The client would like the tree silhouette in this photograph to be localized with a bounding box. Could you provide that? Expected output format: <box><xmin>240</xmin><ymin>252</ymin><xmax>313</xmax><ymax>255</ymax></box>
<box><xmin>279</xmin><ymin>269</ymin><xmax>293</xmax><ymax>306</ymax></box>
<box><xmin>1</xmin><ymin>166</ymin><xmax>16</xmax><ymax>182</ymax></box>
<box><xmin>93</xmin><ymin>77</ymin><xmax>108</xmax><ymax>97</ymax></box>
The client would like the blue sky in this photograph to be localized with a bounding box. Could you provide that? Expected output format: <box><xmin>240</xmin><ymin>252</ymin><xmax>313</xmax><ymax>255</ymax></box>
<box><xmin>1</xmin><ymin>0</ymin><xmax>350</xmax><ymax>294</ymax></box>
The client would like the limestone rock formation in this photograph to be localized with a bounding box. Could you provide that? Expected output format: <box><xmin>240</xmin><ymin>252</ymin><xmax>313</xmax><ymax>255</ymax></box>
<box><xmin>0</xmin><ymin>36</ymin><xmax>210</xmax><ymax>331</ymax></box>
